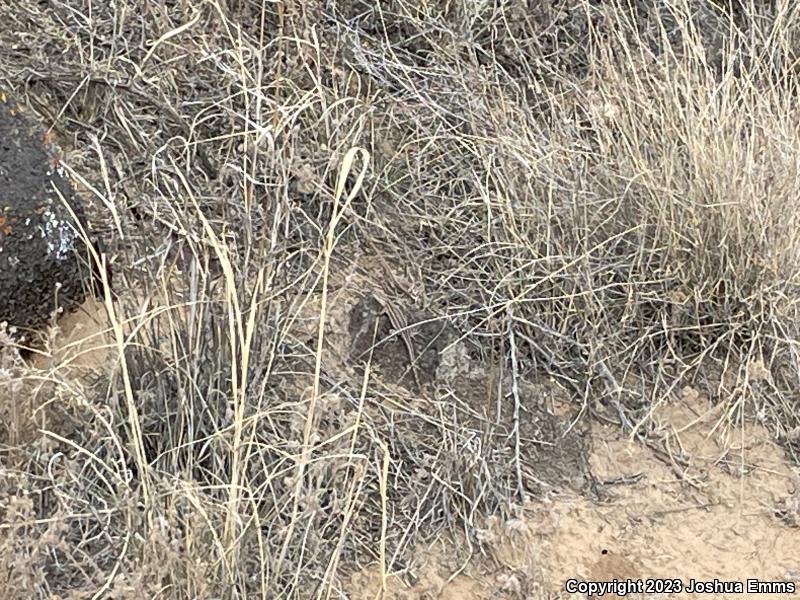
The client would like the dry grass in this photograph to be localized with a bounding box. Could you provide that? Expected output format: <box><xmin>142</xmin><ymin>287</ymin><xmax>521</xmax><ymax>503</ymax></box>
<box><xmin>1</xmin><ymin>0</ymin><xmax>800</xmax><ymax>597</ymax></box>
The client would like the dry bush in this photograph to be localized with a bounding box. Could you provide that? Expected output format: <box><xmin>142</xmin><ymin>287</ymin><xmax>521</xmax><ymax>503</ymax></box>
<box><xmin>1</xmin><ymin>0</ymin><xmax>799</xmax><ymax>597</ymax></box>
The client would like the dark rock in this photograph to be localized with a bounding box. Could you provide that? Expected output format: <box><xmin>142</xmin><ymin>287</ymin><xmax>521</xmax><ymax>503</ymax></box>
<box><xmin>0</xmin><ymin>92</ymin><xmax>96</xmax><ymax>330</ymax></box>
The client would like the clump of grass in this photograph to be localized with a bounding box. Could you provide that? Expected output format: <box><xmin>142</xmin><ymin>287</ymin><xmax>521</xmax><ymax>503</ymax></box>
<box><xmin>0</xmin><ymin>0</ymin><xmax>799</xmax><ymax>597</ymax></box>
<box><xmin>347</xmin><ymin>0</ymin><xmax>800</xmax><ymax>434</ymax></box>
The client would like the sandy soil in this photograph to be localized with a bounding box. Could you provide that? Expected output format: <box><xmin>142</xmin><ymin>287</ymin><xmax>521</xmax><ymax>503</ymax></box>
<box><xmin>348</xmin><ymin>389</ymin><xmax>800</xmax><ymax>599</ymax></box>
<box><xmin>29</xmin><ymin>297</ymin><xmax>111</xmax><ymax>372</ymax></box>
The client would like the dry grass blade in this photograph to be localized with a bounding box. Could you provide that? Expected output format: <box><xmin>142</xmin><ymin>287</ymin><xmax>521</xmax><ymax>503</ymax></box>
<box><xmin>0</xmin><ymin>0</ymin><xmax>799</xmax><ymax>598</ymax></box>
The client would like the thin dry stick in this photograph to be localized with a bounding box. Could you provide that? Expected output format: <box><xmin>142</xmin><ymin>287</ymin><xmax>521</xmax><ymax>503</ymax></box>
<box><xmin>320</xmin><ymin>317</ymin><xmax>378</xmax><ymax>600</ymax></box>
<box><xmin>376</xmin><ymin>439</ymin><xmax>391</xmax><ymax>599</ymax></box>
<box><xmin>139</xmin><ymin>9</ymin><xmax>201</xmax><ymax>69</ymax></box>
<box><xmin>507</xmin><ymin>309</ymin><xmax>525</xmax><ymax>500</ymax></box>
<box><xmin>275</xmin><ymin>146</ymin><xmax>371</xmax><ymax>579</ymax></box>
<box><xmin>55</xmin><ymin>186</ymin><xmax>152</xmax><ymax>508</ymax></box>
<box><xmin>274</xmin><ymin>0</ymin><xmax>285</xmax><ymax>130</ymax></box>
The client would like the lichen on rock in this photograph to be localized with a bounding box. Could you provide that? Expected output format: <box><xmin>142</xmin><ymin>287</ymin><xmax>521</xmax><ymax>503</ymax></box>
<box><xmin>0</xmin><ymin>92</ymin><xmax>95</xmax><ymax>330</ymax></box>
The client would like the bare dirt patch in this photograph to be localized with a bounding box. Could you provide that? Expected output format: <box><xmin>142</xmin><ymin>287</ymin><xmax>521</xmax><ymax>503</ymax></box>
<box><xmin>347</xmin><ymin>388</ymin><xmax>800</xmax><ymax>599</ymax></box>
<box><xmin>29</xmin><ymin>297</ymin><xmax>111</xmax><ymax>371</ymax></box>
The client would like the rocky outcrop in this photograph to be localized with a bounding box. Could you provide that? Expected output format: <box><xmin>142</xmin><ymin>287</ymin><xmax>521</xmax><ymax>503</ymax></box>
<box><xmin>0</xmin><ymin>93</ymin><xmax>96</xmax><ymax>330</ymax></box>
